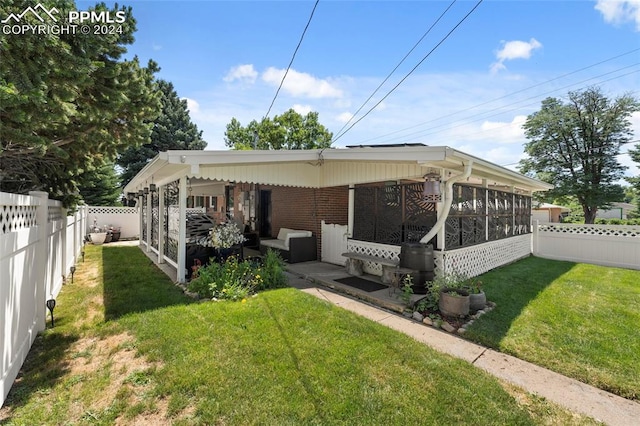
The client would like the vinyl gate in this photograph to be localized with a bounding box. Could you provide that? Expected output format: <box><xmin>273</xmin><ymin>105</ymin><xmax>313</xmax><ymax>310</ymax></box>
<box><xmin>321</xmin><ymin>220</ymin><xmax>348</xmax><ymax>266</ymax></box>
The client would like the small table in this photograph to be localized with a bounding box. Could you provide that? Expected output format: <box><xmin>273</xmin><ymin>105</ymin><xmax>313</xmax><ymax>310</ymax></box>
<box><xmin>383</xmin><ymin>266</ymin><xmax>416</xmax><ymax>295</ymax></box>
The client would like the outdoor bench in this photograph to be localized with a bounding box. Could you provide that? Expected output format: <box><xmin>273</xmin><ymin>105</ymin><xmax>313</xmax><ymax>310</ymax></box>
<box><xmin>341</xmin><ymin>252</ymin><xmax>417</xmax><ymax>288</ymax></box>
<box><xmin>260</xmin><ymin>227</ymin><xmax>317</xmax><ymax>263</ymax></box>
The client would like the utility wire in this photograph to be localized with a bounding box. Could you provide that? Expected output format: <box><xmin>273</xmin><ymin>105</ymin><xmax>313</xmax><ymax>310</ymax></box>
<box><xmin>354</xmin><ymin>64</ymin><xmax>640</xmax><ymax>146</ymax></box>
<box><xmin>264</xmin><ymin>0</ymin><xmax>320</xmax><ymax>119</ymax></box>
<box><xmin>350</xmin><ymin>48</ymin><xmax>640</xmax><ymax>145</ymax></box>
<box><xmin>333</xmin><ymin>0</ymin><xmax>484</xmax><ymax>143</ymax></box>
<box><xmin>333</xmin><ymin>0</ymin><xmax>458</xmax><ymax>139</ymax></box>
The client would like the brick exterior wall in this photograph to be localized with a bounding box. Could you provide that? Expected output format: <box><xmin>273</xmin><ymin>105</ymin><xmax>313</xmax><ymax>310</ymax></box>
<box><xmin>262</xmin><ymin>185</ymin><xmax>349</xmax><ymax>259</ymax></box>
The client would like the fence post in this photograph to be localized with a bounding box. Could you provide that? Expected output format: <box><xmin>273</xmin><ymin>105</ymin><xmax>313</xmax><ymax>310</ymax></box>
<box><xmin>29</xmin><ymin>191</ymin><xmax>49</xmax><ymax>332</ymax></box>
<box><xmin>532</xmin><ymin>220</ymin><xmax>539</xmax><ymax>255</ymax></box>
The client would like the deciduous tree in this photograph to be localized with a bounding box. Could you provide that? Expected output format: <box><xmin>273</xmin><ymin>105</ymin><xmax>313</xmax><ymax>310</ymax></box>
<box><xmin>519</xmin><ymin>87</ymin><xmax>639</xmax><ymax>223</ymax></box>
<box><xmin>224</xmin><ymin>109</ymin><xmax>332</xmax><ymax>150</ymax></box>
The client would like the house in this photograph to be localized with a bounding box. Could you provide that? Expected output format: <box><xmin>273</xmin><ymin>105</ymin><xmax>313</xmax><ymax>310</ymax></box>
<box><xmin>532</xmin><ymin>203</ymin><xmax>571</xmax><ymax>223</ymax></box>
<box><xmin>596</xmin><ymin>202</ymin><xmax>636</xmax><ymax>220</ymax></box>
<box><xmin>123</xmin><ymin>145</ymin><xmax>553</xmax><ymax>283</ymax></box>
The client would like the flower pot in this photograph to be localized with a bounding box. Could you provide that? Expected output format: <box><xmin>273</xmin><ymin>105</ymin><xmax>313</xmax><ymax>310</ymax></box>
<box><xmin>469</xmin><ymin>291</ymin><xmax>486</xmax><ymax>312</ymax></box>
<box><xmin>89</xmin><ymin>232</ymin><xmax>107</xmax><ymax>245</ymax></box>
<box><xmin>439</xmin><ymin>287</ymin><xmax>470</xmax><ymax>317</ymax></box>
<box><xmin>111</xmin><ymin>230</ymin><xmax>121</xmax><ymax>242</ymax></box>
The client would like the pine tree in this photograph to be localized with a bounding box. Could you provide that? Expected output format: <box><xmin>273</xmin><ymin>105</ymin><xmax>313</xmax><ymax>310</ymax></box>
<box><xmin>118</xmin><ymin>80</ymin><xmax>207</xmax><ymax>186</ymax></box>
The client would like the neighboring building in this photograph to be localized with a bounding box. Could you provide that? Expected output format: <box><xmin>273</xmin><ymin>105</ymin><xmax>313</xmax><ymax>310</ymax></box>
<box><xmin>596</xmin><ymin>202</ymin><xmax>636</xmax><ymax>220</ymax></box>
<box><xmin>532</xmin><ymin>203</ymin><xmax>571</xmax><ymax>223</ymax></box>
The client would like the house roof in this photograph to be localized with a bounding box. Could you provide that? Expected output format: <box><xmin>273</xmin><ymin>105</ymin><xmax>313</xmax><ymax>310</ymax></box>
<box><xmin>533</xmin><ymin>203</ymin><xmax>571</xmax><ymax>212</ymax></box>
<box><xmin>123</xmin><ymin>146</ymin><xmax>553</xmax><ymax>194</ymax></box>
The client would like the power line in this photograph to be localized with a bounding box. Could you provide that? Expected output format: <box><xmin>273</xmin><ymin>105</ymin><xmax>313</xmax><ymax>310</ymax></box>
<box><xmin>333</xmin><ymin>0</ymin><xmax>458</xmax><ymax>139</ymax></box>
<box><xmin>349</xmin><ymin>48</ymin><xmax>640</xmax><ymax>145</ymax></box>
<box><xmin>264</xmin><ymin>0</ymin><xmax>320</xmax><ymax>119</ymax></box>
<box><xmin>333</xmin><ymin>0</ymin><xmax>484</xmax><ymax>143</ymax></box>
<box><xmin>353</xmin><ymin>64</ymin><xmax>640</xmax><ymax>146</ymax></box>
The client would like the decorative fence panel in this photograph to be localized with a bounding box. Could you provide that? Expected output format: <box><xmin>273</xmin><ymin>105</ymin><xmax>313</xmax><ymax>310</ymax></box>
<box><xmin>1</xmin><ymin>191</ymin><xmax>86</xmax><ymax>406</ymax></box>
<box><xmin>87</xmin><ymin>206</ymin><xmax>139</xmax><ymax>239</ymax></box>
<box><xmin>534</xmin><ymin>223</ymin><xmax>640</xmax><ymax>270</ymax></box>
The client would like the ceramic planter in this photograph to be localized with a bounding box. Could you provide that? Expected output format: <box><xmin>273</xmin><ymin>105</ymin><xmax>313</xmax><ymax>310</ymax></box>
<box><xmin>89</xmin><ymin>232</ymin><xmax>107</xmax><ymax>245</ymax></box>
<box><xmin>439</xmin><ymin>287</ymin><xmax>470</xmax><ymax>317</ymax></box>
<box><xmin>469</xmin><ymin>291</ymin><xmax>486</xmax><ymax>312</ymax></box>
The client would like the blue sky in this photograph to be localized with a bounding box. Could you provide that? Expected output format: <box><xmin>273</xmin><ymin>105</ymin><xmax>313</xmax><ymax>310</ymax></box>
<box><xmin>79</xmin><ymin>0</ymin><xmax>639</xmax><ymax>176</ymax></box>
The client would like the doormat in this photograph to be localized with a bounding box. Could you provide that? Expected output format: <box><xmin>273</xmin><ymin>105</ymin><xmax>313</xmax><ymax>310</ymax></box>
<box><xmin>333</xmin><ymin>276</ymin><xmax>387</xmax><ymax>293</ymax></box>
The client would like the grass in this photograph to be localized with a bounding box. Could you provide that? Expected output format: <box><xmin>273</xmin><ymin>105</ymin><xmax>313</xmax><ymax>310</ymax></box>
<box><xmin>465</xmin><ymin>256</ymin><xmax>640</xmax><ymax>401</ymax></box>
<box><xmin>0</xmin><ymin>246</ymin><xmax>600</xmax><ymax>425</ymax></box>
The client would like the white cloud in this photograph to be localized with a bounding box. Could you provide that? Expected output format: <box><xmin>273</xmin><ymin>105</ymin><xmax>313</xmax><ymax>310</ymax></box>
<box><xmin>479</xmin><ymin>115</ymin><xmax>527</xmax><ymax>144</ymax></box>
<box><xmin>152</xmin><ymin>43</ymin><xmax>162</xmax><ymax>51</ymax></box>
<box><xmin>182</xmin><ymin>97</ymin><xmax>200</xmax><ymax>114</ymax></box>
<box><xmin>491</xmin><ymin>38</ymin><xmax>543</xmax><ymax>73</ymax></box>
<box><xmin>261</xmin><ymin>67</ymin><xmax>343</xmax><ymax>99</ymax></box>
<box><xmin>292</xmin><ymin>104</ymin><xmax>312</xmax><ymax>115</ymax></box>
<box><xmin>336</xmin><ymin>112</ymin><xmax>353</xmax><ymax>123</ymax></box>
<box><xmin>595</xmin><ymin>0</ymin><xmax>640</xmax><ymax>31</ymax></box>
<box><xmin>223</xmin><ymin>64</ymin><xmax>258</xmax><ymax>84</ymax></box>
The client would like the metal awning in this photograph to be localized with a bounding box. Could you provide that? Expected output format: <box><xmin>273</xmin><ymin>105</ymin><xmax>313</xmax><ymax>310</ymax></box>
<box><xmin>123</xmin><ymin>146</ymin><xmax>553</xmax><ymax>194</ymax></box>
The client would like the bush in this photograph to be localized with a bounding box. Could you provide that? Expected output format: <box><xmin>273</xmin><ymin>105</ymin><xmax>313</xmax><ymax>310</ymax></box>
<box><xmin>187</xmin><ymin>250</ymin><xmax>288</xmax><ymax>300</ymax></box>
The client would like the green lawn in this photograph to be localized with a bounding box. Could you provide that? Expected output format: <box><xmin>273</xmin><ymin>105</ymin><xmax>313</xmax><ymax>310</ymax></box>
<box><xmin>0</xmin><ymin>246</ymin><xmax>598</xmax><ymax>425</ymax></box>
<box><xmin>465</xmin><ymin>256</ymin><xmax>640</xmax><ymax>401</ymax></box>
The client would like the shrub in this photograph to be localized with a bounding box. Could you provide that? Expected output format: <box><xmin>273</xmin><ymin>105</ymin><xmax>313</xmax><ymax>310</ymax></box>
<box><xmin>186</xmin><ymin>250</ymin><xmax>288</xmax><ymax>300</ymax></box>
<box><xmin>258</xmin><ymin>249</ymin><xmax>288</xmax><ymax>290</ymax></box>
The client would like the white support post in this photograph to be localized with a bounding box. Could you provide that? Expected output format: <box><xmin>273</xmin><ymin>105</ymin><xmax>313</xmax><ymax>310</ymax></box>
<box><xmin>158</xmin><ymin>185</ymin><xmax>165</xmax><ymax>264</ymax></box>
<box><xmin>29</xmin><ymin>191</ymin><xmax>48</xmax><ymax>333</ymax></box>
<box><xmin>138</xmin><ymin>194</ymin><xmax>144</xmax><ymax>245</ymax></box>
<box><xmin>177</xmin><ymin>177</ymin><xmax>188</xmax><ymax>283</ymax></box>
<box><xmin>146</xmin><ymin>191</ymin><xmax>152</xmax><ymax>252</ymax></box>
<box><xmin>348</xmin><ymin>184</ymin><xmax>355</xmax><ymax>238</ymax></box>
<box><xmin>533</xmin><ymin>220</ymin><xmax>539</xmax><ymax>255</ymax></box>
<box><xmin>483</xmin><ymin>179</ymin><xmax>489</xmax><ymax>242</ymax></box>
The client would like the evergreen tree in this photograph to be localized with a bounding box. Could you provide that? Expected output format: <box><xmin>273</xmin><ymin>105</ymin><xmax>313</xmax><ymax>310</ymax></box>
<box><xmin>0</xmin><ymin>0</ymin><xmax>160</xmax><ymax>207</ymax></box>
<box><xmin>118</xmin><ymin>80</ymin><xmax>206</xmax><ymax>186</ymax></box>
<box><xmin>77</xmin><ymin>161</ymin><xmax>122</xmax><ymax>206</ymax></box>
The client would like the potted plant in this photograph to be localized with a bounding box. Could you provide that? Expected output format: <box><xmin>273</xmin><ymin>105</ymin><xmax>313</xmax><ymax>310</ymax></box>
<box><xmin>439</xmin><ymin>287</ymin><xmax>470</xmax><ymax>317</ymax></box>
<box><xmin>88</xmin><ymin>219</ymin><xmax>107</xmax><ymax>245</ymax></box>
<box><xmin>197</xmin><ymin>221</ymin><xmax>246</xmax><ymax>262</ymax></box>
<box><xmin>466</xmin><ymin>279</ymin><xmax>486</xmax><ymax>312</ymax></box>
<box><xmin>428</xmin><ymin>271</ymin><xmax>470</xmax><ymax>317</ymax></box>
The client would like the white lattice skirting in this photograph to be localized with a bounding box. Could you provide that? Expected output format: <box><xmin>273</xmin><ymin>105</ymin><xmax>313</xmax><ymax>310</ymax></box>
<box><xmin>440</xmin><ymin>234</ymin><xmax>532</xmax><ymax>278</ymax></box>
<box><xmin>346</xmin><ymin>240</ymin><xmax>400</xmax><ymax>276</ymax></box>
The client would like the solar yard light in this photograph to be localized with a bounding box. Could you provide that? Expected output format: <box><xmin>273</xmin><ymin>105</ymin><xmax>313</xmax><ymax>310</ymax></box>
<box><xmin>70</xmin><ymin>266</ymin><xmax>76</xmax><ymax>284</ymax></box>
<box><xmin>46</xmin><ymin>299</ymin><xmax>56</xmax><ymax>328</ymax></box>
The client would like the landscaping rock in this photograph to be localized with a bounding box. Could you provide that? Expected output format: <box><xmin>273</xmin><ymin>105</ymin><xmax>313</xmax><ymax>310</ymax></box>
<box><xmin>423</xmin><ymin>317</ymin><xmax>433</xmax><ymax>326</ymax></box>
<box><xmin>441</xmin><ymin>322</ymin><xmax>456</xmax><ymax>333</ymax></box>
<box><xmin>412</xmin><ymin>312</ymin><xmax>424</xmax><ymax>322</ymax></box>
<box><xmin>457</xmin><ymin>328</ymin><xmax>466</xmax><ymax>334</ymax></box>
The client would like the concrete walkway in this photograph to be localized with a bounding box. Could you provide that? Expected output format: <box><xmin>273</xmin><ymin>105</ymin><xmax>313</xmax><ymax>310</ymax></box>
<box><xmin>285</xmin><ymin>263</ymin><xmax>640</xmax><ymax>426</ymax></box>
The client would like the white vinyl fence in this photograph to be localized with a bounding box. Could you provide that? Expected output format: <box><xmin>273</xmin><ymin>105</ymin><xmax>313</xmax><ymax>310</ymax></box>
<box><xmin>533</xmin><ymin>223</ymin><xmax>640</xmax><ymax>270</ymax></box>
<box><xmin>87</xmin><ymin>206</ymin><xmax>139</xmax><ymax>239</ymax></box>
<box><xmin>1</xmin><ymin>191</ymin><xmax>87</xmax><ymax>406</ymax></box>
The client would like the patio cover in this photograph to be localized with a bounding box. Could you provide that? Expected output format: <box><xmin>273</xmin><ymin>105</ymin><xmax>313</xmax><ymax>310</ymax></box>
<box><xmin>123</xmin><ymin>146</ymin><xmax>553</xmax><ymax>194</ymax></box>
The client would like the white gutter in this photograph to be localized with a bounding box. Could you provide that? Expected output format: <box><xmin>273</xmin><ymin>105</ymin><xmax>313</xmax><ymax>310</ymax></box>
<box><xmin>420</xmin><ymin>160</ymin><xmax>473</xmax><ymax>244</ymax></box>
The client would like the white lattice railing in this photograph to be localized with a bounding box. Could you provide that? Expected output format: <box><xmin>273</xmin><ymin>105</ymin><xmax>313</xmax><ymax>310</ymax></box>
<box><xmin>538</xmin><ymin>223</ymin><xmax>640</xmax><ymax>238</ymax></box>
<box><xmin>440</xmin><ymin>234</ymin><xmax>532</xmax><ymax>278</ymax></box>
<box><xmin>346</xmin><ymin>240</ymin><xmax>401</xmax><ymax>276</ymax></box>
